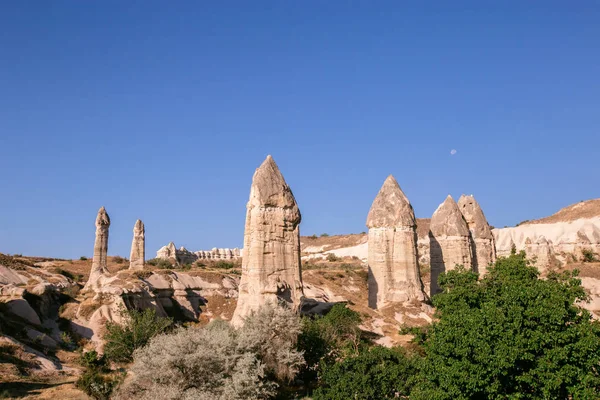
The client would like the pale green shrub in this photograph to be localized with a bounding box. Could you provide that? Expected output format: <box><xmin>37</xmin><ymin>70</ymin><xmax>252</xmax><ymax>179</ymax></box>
<box><xmin>115</xmin><ymin>304</ymin><xmax>304</xmax><ymax>400</ymax></box>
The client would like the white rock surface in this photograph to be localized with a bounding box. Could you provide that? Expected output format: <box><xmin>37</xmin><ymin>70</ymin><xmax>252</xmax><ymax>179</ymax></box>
<box><xmin>231</xmin><ymin>155</ymin><xmax>304</xmax><ymax>326</ymax></box>
<box><xmin>429</xmin><ymin>195</ymin><xmax>473</xmax><ymax>295</ymax></box>
<box><xmin>129</xmin><ymin>219</ymin><xmax>145</xmax><ymax>270</ymax></box>
<box><xmin>366</xmin><ymin>175</ymin><xmax>425</xmax><ymax>309</ymax></box>
<box><xmin>84</xmin><ymin>207</ymin><xmax>110</xmax><ymax>290</ymax></box>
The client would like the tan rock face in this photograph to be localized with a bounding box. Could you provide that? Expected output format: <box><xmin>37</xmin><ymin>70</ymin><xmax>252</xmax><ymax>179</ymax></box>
<box><xmin>157</xmin><ymin>242</ymin><xmax>177</xmax><ymax>264</ymax></box>
<box><xmin>366</xmin><ymin>175</ymin><xmax>425</xmax><ymax>309</ymax></box>
<box><xmin>85</xmin><ymin>207</ymin><xmax>110</xmax><ymax>290</ymax></box>
<box><xmin>231</xmin><ymin>155</ymin><xmax>304</xmax><ymax>326</ymax></box>
<box><xmin>129</xmin><ymin>220</ymin><xmax>145</xmax><ymax>270</ymax></box>
<box><xmin>458</xmin><ymin>195</ymin><xmax>497</xmax><ymax>275</ymax></box>
<box><xmin>524</xmin><ymin>236</ymin><xmax>557</xmax><ymax>273</ymax></box>
<box><xmin>429</xmin><ymin>196</ymin><xmax>473</xmax><ymax>295</ymax></box>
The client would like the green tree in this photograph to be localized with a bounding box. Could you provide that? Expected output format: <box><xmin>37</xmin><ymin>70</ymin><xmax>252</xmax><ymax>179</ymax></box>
<box><xmin>298</xmin><ymin>303</ymin><xmax>363</xmax><ymax>382</ymax></box>
<box><xmin>412</xmin><ymin>253</ymin><xmax>600</xmax><ymax>399</ymax></box>
<box><xmin>103</xmin><ymin>307</ymin><xmax>172</xmax><ymax>362</ymax></box>
<box><xmin>313</xmin><ymin>346</ymin><xmax>417</xmax><ymax>400</ymax></box>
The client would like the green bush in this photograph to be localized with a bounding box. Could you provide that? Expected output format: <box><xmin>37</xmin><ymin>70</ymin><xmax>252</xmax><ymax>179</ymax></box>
<box><xmin>298</xmin><ymin>304</ymin><xmax>363</xmax><ymax>382</ymax></box>
<box><xmin>113</xmin><ymin>256</ymin><xmax>127</xmax><ymax>264</ymax></box>
<box><xmin>213</xmin><ymin>260</ymin><xmax>235</xmax><ymax>269</ymax></box>
<box><xmin>103</xmin><ymin>308</ymin><xmax>173</xmax><ymax>363</ymax></box>
<box><xmin>411</xmin><ymin>253</ymin><xmax>600</xmax><ymax>399</ymax></box>
<box><xmin>313</xmin><ymin>346</ymin><xmax>417</xmax><ymax>400</ymax></box>
<box><xmin>582</xmin><ymin>248</ymin><xmax>597</xmax><ymax>262</ymax></box>
<box><xmin>146</xmin><ymin>258</ymin><xmax>174</xmax><ymax>269</ymax></box>
<box><xmin>79</xmin><ymin>350</ymin><xmax>106</xmax><ymax>369</ymax></box>
<box><xmin>80</xmin><ymin>256</ymin><xmax>88</xmax><ymax>261</ymax></box>
<box><xmin>114</xmin><ymin>304</ymin><xmax>304</xmax><ymax>400</ymax></box>
<box><xmin>320</xmin><ymin>233</ymin><xmax>329</xmax><ymax>237</ymax></box>
<box><xmin>76</xmin><ymin>369</ymin><xmax>120</xmax><ymax>400</ymax></box>
<box><xmin>325</xmin><ymin>253</ymin><xmax>339</xmax><ymax>262</ymax></box>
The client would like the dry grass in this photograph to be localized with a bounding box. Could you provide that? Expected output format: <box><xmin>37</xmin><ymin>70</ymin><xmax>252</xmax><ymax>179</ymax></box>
<box><xmin>524</xmin><ymin>198</ymin><xmax>600</xmax><ymax>225</ymax></box>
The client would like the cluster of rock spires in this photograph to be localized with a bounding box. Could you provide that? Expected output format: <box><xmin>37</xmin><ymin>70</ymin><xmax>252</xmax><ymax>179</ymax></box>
<box><xmin>83</xmin><ymin>155</ymin><xmax>499</xmax><ymax>319</ymax></box>
<box><xmin>366</xmin><ymin>179</ymin><xmax>497</xmax><ymax>306</ymax></box>
<box><xmin>84</xmin><ymin>209</ymin><xmax>147</xmax><ymax>289</ymax></box>
<box><xmin>156</xmin><ymin>243</ymin><xmax>241</xmax><ymax>265</ymax></box>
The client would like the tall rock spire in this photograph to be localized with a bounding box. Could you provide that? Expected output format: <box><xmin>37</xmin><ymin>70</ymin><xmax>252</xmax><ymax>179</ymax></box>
<box><xmin>231</xmin><ymin>155</ymin><xmax>304</xmax><ymax>326</ymax></box>
<box><xmin>429</xmin><ymin>195</ymin><xmax>473</xmax><ymax>295</ymax></box>
<box><xmin>458</xmin><ymin>195</ymin><xmax>496</xmax><ymax>275</ymax></box>
<box><xmin>129</xmin><ymin>219</ymin><xmax>145</xmax><ymax>270</ymax></box>
<box><xmin>85</xmin><ymin>207</ymin><xmax>110</xmax><ymax>290</ymax></box>
<box><xmin>366</xmin><ymin>175</ymin><xmax>425</xmax><ymax>309</ymax></box>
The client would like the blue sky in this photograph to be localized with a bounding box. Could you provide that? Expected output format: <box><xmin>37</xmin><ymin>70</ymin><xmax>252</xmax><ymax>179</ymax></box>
<box><xmin>1</xmin><ymin>2</ymin><xmax>599</xmax><ymax>259</ymax></box>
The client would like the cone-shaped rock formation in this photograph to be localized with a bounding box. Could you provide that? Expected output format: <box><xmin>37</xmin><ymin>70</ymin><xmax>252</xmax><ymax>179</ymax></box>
<box><xmin>84</xmin><ymin>207</ymin><xmax>110</xmax><ymax>290</ymax></box>
<box><xmin>231</xmin><ymin>155</ymin><xmax>304</xmax><ymax>326</ymax></box>
<box><xmin>525</xmin><ymin>236</ymin><xmax>557</xmax><ymax>273</ymax></box>
<box><xmin>429</xmin><ymin>196</ymin><xmax>473</xmax><ymax>294</ymax></box>
<box><xmin>366</xmin><ymin>175</ymin><xmax>425</xmax><ymax>309</ymax></box>
<box><xmin>129</xmin><ymin>220</ymin><xmax>145</xmax><ymax>270</ymax></box>
<box><xmin>458</xmin><ymin>195</ymin><xmax>496</xmax><ymax>276</ymax></box>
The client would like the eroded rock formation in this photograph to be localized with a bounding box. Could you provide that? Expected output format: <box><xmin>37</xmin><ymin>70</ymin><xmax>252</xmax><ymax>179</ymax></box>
<box><xmin>156</xmin><ymin>244</ymin><xmax>241</xmax><ymax>264</ymax></box>
<box><xmin>366</xmin><ymin>175</ymin><xmax>425</xmax><ymax>309</ymax></box>
<box><xmin>429</xmin><ymin>196</ymin><xmax>473</xmax><ymax>295</ymax></box>
<box><xmin>84</xmin><ymin>207</ymin><xmax>110</xmax><ymax>290</ymax></box>
<box><xmin>524</xmin><ymin>236</ymin><xmax>557</xmax><ymax>273</ymax></box>
<box><xmin>156</xmin><ymin>242</ymin><xmax>177</xmax><ymax>264</ymax></box>
<box><xmin>458</xmin><ymin>195</ymin><xmax>496</xmax><ymax>276</ymax></box>
<box><xmin>129</xmin><ymin>220</ymin><xmax>145</xmax><ymax>270</ymax></box>
<box><xmin>231</xmin><ymin>155</ymin><xmax>304</xmax><ymax>326</ymax></box>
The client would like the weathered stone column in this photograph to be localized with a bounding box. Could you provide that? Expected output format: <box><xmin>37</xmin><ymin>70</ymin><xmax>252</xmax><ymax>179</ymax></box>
<box><xmin>429</xmin><ymin>196</ymin><xmax>473</xmax><ymax>295</ymax></box>
<box><xmin>366</xmin><ymin>175</ymin><xmax>425</xmax><ymax>309</ymax></box>
<box><xmin>84</xmin><ymin>207</ymin><xmax>110</xmax><ymax>290</ymax></box>
<box><xmin>458</xmin><ymin>195</ymin><xmax>496</xmax><ymax>276</ymax></box>
<box><xmin>231</xmin><ymin>155</ymin><xmax>304</xmax><ymax>326</ymax></box>
<box><xmin>129</xmin><ymin>219</ymin><xmax>145</xmax><ymax>270</ymax></box>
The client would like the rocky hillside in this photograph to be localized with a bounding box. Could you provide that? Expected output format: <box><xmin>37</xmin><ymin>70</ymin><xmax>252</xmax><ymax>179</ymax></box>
<box><xmin>493</xmin><ymin>199</ymin><xmax>600</xmax><ymax>261</ymax></box>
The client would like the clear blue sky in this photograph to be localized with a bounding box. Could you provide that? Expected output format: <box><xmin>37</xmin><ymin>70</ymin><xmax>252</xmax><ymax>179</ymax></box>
<box><xmin>1</xmin><ymin>2</ymin><xmax>599</xmax><ymax>259</ymax></box>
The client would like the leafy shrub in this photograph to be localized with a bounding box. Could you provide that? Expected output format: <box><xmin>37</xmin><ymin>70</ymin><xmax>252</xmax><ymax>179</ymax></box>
<box><xmin>146</xmin><ymin>258</ymin><xmax>174</xmax><ymax>269</ymax></box>
<box><xmin>103</xmin><ymin>308</ymin><xmax>173</xmax><ymax>363</ymax></box>
<box><xmin>298</xmin><ymin>304</ymin><xmax>362</xmax><ymax>382</ymax></box>
<box><xmin>76</xmin><ymin>369</ymin><xmax>120</xmax><ymax>400</ymax></box>
<box><xmin>79</xmin><ymin>350</ymin><xmax>106</xmax><ymax>369</ymax></box>
<box><xmin>309</xmin><ymin>234</ymin><xmax>318</xmax><ymax>239</ymax></box>
<box><xmin>411</xmin><ymin>253</ymin><xmax>600</xmax><ymax>399</ymax></box>
<box><xmin>213</xmin><ymin>260</ymin><xmax>235</xmax><ymax>269</ymax></box>
<box><xmin>313</xmin><ymin>346</ymin><xmax>417</xmax><ymax>399</ymax></box>
<box><xmin>320</xmin><ymin>233</ymin><xmax>329</xmax><ymax>237</ymax></box>
<box><xmin>115</xmin><ymin>304</ymin><xmax>304</xmax><ymax>400</ymax></box>
<box><xmin>113</xmin><ymin>256</ymin><xmax>127</xmax><ymax>264</ymax></box>
<box><xmin>80</xmin><ymin>256</ymin><xmax>88</xmax><ymax>261</ymax></box>
<box><xmin>325</xmin><ymin>253</ymin><xmax>339</xmax><ymax>262</ymax></box>
<box><xmin>582</xmin><ymin>248</ymin><xmax>598</xmax><ymax>262</ymax></box>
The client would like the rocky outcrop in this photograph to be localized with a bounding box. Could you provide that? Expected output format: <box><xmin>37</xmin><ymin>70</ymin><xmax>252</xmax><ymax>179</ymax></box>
<box><xmin>494</xmin><ymin>200</ymin><xmax>600</xmax><ymax>263</ymax></box>
<box><xmin>72</xmin><ymin>270</ymin><xmax>240</xmax><ymax>349</ymax></box>
<box><xmin>129</xmin><ymin>220</ymin><xmax>145</xmax><ymax>270</ymax></box>
<box><xmin>458</xmin><ymin>195</ymin><xmax>496</xmax><ymax>276</ymax></box>
<box><xmin>195</xmin><ymin>248</ymin><xmax>241</xmax><ymax>260</ymax></box>
<box><xmin>231</xmin><ymin>155</ymin><xmax>304</xmax><ymax>326</ymax></box>
<box><xmin>366</xmin><ymin>175</ymin><xmax>425</xmax><ymax>309</ymax></box>
<box><xmin>84</xmin><ymin>207</ymin><xmax>110</xmax><ymax>290</ymax></box>
<box><xmin>494</xmin><ymin>219</ymin><xmax>600</xmax><ymax>263</ymax></box>
<box><xmin>524</xmin><ymin>236</ymin><xmax>557</xmax><ymax>273</ymax></box>
<box><xmin>429</xmin><ymin>196</ymin><xmax>473</xmax><ymax>295</ymax></box>
<box><xmin>156</xmin><ymin>244</ymin><xmax>242</xmax><ymax>265</ymax></box>
<box><xmin>156</xmin><ymin>242</ymin><xmax>177</xmax><ymax>264</ymax></box>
